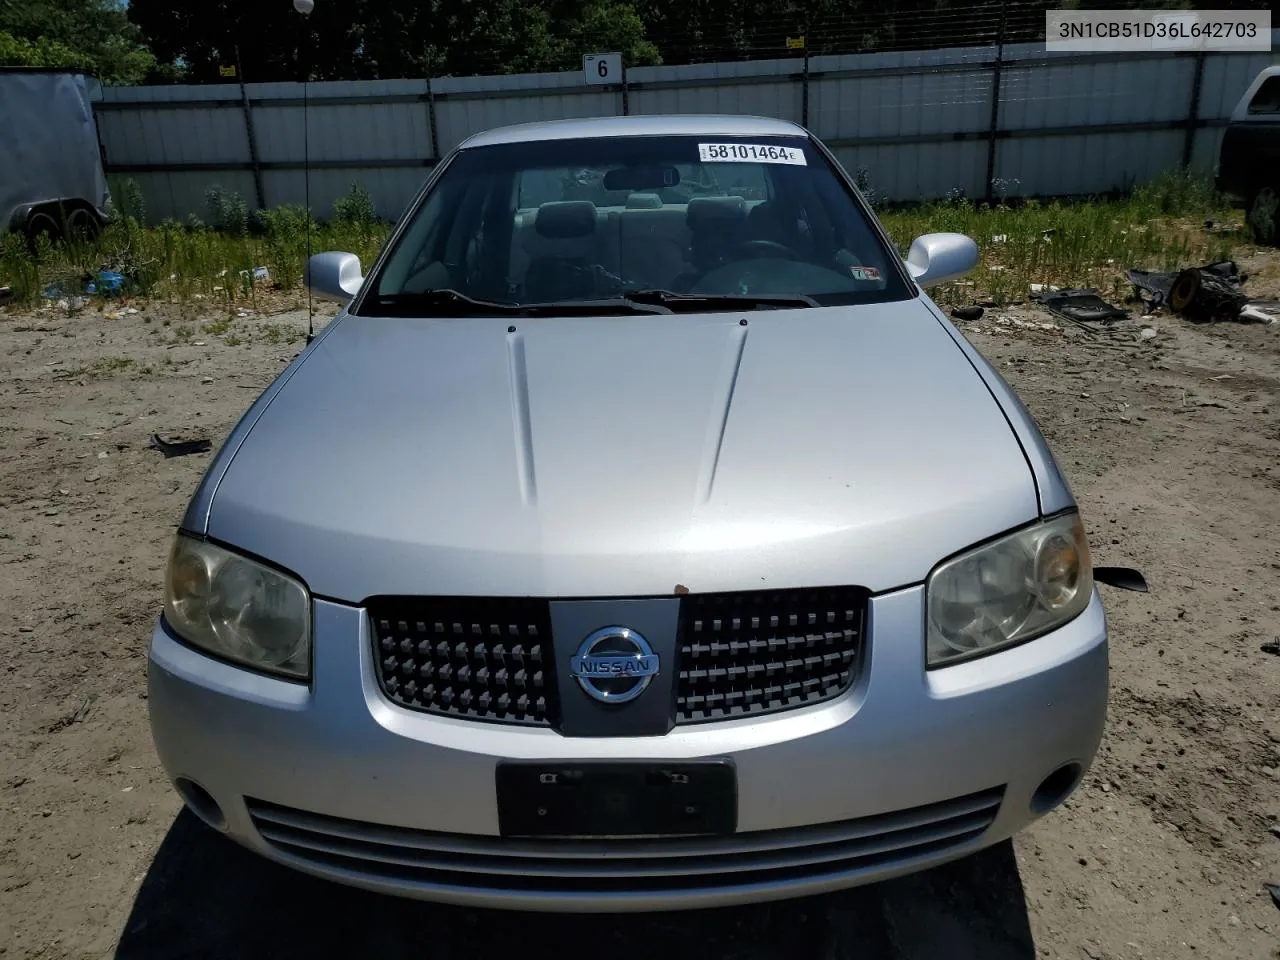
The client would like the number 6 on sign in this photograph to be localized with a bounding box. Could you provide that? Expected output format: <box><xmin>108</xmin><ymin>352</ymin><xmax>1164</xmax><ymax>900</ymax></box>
<box><xmin>583</xmin><ymin>53</ymin><xmax>623</xmax><ymax>86</ymax></box>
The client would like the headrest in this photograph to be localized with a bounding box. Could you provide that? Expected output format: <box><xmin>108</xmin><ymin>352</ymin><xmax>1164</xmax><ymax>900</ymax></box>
<box><xmin>535</xmin><ymin>201</ymin><xmax>597</xmax><ymax>239</ymax></box>
<box><xmin>687</xmin><ymin>195</ymin><xmax>747</xmax><ymax>230</ymax></box>
<box><xmin>625</xmin><ymin>192</ymin><xmax>663</xmax><ymax>209</ymax></box>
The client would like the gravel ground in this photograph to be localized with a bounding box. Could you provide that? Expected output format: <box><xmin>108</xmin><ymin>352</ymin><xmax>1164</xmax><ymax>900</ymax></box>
<box><xmin>1</xmin><ymin>260</ymin><xmax>1278</xmax><ymax>960</ymax></box>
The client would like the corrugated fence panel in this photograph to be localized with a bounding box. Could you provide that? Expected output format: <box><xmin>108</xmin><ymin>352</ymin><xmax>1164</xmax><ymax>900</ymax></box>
<box><xmin>261</xmin><ymin>167</ymin><xmax>428</xmax><ymax>222</ymax></box>
<box><xmin>90</xmin><ymin>37</ymin><xmax>1280</xmax><ymax>218</ymax></box>
<box><xmin>631</xmin><ymin>81</ymin><xmax>800</xmax><ymax>121</ymax></box>
<box><xmin>997</xmin><ymin>130</ymin><xmax>1186</xmax><ymax>196</ymax></box>
<box><xmin>111</xmin><ymin>171</ymin><xmax>259</xmax><ymax>224</ymax></box>
<box><xmin>629</xmin><ymin>58</ymin><xmax>802</xmax><ymax>122</ymax></box>
<box><xmin>999</xmin><ymin>56</ymin><xmax>1195</xmax><ymax>130</ymax></box>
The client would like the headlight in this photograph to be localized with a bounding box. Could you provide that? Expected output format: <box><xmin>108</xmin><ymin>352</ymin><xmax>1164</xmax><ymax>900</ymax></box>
<box><xmin>926</xmin><ymin>512</ymin><xmax>1093</xmax><ymax>668</ymax></box>
<box><xmin>164</xmin><ymin>534</ymin><xmax>311</xmax><ymax>680</ymax></box>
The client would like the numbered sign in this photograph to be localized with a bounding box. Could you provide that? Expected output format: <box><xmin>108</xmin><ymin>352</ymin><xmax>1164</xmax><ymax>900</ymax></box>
<box><xmin>583</xmin><ymin>53</ymin><xmax>623</xmax><ymax>86</ymax></box>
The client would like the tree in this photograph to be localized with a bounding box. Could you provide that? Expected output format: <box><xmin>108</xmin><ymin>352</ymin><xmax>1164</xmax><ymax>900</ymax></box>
<box><xmin>0</xmin><ymin>0</ymin><xmax>159</xmax><ymax>84</ymax></box>
<box><xmin>0</xmin><ymin>30</ymin><xmax>93</xmax><ymax>71</ymax></box>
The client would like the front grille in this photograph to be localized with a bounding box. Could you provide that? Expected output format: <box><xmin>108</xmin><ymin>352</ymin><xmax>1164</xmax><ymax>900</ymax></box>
<box><xmin>367</xmin><ymin>597</ymin><xmax>558</xmax><ymax>727</ymax></box>
<box><xmin>246</xmin><ymin>786</ymin><xmax>1003</xmax><ymax>899</ymax></box>
<box><xmin>675</xmin><ymin>588</ymin><xmax>867</xmax><ymax>724</ymax></box>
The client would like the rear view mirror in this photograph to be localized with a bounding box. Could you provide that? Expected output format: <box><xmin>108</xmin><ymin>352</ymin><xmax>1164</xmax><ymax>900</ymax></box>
<box><xmin>905</xmin><ymin>233</ymin><xmax>979</xmax><ymax>287</ymax></box>
<box><xmin>603</xmin><ymin>165</ymin><xmax>682</xmax><ymax>192</ymax></box>
<box><xmin>305</xmin><ymin>251</ymin><xmax>364</xmax><ymax>303</ymax></box>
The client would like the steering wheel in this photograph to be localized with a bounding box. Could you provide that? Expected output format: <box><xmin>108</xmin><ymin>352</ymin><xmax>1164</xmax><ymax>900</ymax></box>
<box><xmin>731</xmin><ymin>239</ymin><xmax>803</xmax><ymax>262</ymax></box>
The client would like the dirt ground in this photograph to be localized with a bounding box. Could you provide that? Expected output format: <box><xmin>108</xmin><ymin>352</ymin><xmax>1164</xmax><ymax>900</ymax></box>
<box><xmin>2</xmin><ymin>259</ymin><xmax>1279</xmax><ymax>960</ymax></box>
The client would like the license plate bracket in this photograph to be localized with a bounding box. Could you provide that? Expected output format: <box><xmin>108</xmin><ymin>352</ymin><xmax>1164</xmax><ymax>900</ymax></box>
<box><xmin>495</xmin><ymin>760</ymin><xmax>737</xmax><ymax>838</ymax></box>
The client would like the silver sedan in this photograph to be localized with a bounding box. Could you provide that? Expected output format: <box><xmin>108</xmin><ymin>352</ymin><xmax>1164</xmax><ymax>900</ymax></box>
<box><xmin>149</xmin><ymin>114</ymin><xmax>1133</xmax><ymax>913</ymax></box>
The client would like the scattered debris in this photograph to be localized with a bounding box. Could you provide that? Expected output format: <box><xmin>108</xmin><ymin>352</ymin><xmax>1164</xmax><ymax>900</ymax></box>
<box><xmin>1032</xmin><ymin>288</ymin><xmax>1129</xmax><ymax>330</ymax></box>
<box><xmin>1240</xmin><ymin>300</ymin><xmax>1280</xmax><ymax>325</ymax></box>
<box><xmin>0</xmin><ymin>285</ymin><xmax>13</xmax><ymax>307</ymax></box>
<box><xmin>1129</xmin><ymin>260</ymin><xmax>1253</xmax><ymax>322</ymax></box>
<box><xmin>1140</xmin><ymin>327</ymin><xmax>1158</xmax><ymax>340</ymax></box>
<box><xmin>84</xmin><ymin>271</ymin><xmax>124</xmax><ymax>296</ymax></box>
<box><xmin>148</xmin><ymin>433</ymin><xmax>212</xmax><ymax>458</ymax></box>
<box><xmin>950</xmin><ymin>305</ymin><xmax>985</xmax><ymax>321</ymax></box>
<box><xmin>1029</xmin><ymin>283</ymin><xmax>1061</xmax><ymax>295</ymax></box>
<box><xmin>1266</xmin><ymin>882</ymin><xmax>1280</xmax><ymax>912</ymax></box>
<box><xmin>1168</xmin><ymin>265</ymin><xmax>1249</xmax><ymax>322</ymax></box>
<box><xmin>1262</xmin><ymin>638</ymin><xmax>1280</xmax><ymax>656</ymax></box>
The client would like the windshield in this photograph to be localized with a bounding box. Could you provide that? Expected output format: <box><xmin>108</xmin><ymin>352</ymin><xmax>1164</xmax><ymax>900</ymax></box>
<box><xmin>358</xmin><ymin>134</ymin><xmax>911</xmax><ymax>315</ymax></box>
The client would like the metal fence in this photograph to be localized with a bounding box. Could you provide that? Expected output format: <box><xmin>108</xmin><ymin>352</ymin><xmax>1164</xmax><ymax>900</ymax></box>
<box><xmin>90</xmin><ymin>35</ymin><xmax>1279</xmax><ymax>224</ymax></box>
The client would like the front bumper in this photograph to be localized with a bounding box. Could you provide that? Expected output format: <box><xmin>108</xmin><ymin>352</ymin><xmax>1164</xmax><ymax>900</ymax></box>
<box><xmin>147</xmin><ymin>585</ymin><xmax>1108</xmax><ymax>912</ymax></box>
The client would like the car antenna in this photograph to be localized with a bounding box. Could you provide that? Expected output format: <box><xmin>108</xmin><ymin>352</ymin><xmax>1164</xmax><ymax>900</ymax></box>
<box><xmin>294</xmin><ymin>0</ymin><xmax>316</xmax><ymax>344</ymax></box>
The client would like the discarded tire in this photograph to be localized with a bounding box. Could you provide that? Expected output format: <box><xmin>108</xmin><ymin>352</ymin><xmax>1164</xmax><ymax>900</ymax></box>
<box><xmin>1168</xmin><ymin>267</ymin><xmax>1249</xmax><ymax>321</ymax></box>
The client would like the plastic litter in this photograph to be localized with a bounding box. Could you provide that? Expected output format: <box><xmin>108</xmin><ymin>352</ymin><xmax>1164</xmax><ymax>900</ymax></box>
<box><xmin>1239</xmin><ymin>300</ymin><xmax>1280</xmax><ymax>325</ymax></box>
<box><xmin>84</xmin><ymin>271</ymin><xmax>124</xmax><ymax>296</ymax></box>
<box><xmin>950</xmin><ymin>306</ymin><xmax>985</xmax><ymax>321</ymax></box>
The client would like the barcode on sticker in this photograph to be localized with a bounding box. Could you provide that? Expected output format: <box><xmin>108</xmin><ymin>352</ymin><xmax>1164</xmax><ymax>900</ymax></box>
<box><xmin>698</xmin><ymin>143</ymin><xmax>807</xmax><ymax>165</ymax></box>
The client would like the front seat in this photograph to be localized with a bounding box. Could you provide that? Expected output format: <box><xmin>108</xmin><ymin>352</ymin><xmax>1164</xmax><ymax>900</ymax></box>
<box><xmin>670</xmin><ymin>196</ymin><xmax>747</xmax><ymax>291</ymax></box>
<box><xmin>523</xmin><ymin>201</ymin><xmax>600</xmax><ymax>303</ymax></box>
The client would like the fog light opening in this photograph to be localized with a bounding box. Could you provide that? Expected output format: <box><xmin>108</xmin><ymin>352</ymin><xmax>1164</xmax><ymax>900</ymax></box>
<box><xmin>174</xmin><ymin>777</ymin><xmax>227</xmax><ymax>831</ymax></box>
<box><xmin>1031</xmin><ymin>763</ymin><xmax>1082</xmax><ymax>815</ymax></box>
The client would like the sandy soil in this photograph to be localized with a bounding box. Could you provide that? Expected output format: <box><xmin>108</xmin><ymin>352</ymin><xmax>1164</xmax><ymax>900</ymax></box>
<box><xmin>1</xmin><ymin>263</ymin><xmax>1278</xmax><ymax>960</ymax></box>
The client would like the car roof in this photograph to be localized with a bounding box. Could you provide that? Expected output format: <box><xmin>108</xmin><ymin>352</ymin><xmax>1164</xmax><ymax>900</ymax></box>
<box><xmin>459</xmin><ymin>114</ymin><xmax>808</xmax><ymax>149</ymax></box>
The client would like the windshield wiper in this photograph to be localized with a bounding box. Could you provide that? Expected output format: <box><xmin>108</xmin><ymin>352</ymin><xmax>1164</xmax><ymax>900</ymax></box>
<box><xmin>619</xmin><ymin>289</ymin><xmax>820</xmax><ymax>311</ymax></box>
<box><xmin>368</xmin><ymin>289</ymin><xmax>671</xmax><ymax>317</ymax></box>
<box><xmin>370</xmin><ymin>289</ymin><xmax>525</xmax><ymax>316</ymax></box>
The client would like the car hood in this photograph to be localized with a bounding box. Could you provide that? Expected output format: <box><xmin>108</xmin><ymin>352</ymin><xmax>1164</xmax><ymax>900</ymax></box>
<box><xmin>205</xmin><ymin>302</ymin><xmax>1039</xmax><ymax>602</ymax></box>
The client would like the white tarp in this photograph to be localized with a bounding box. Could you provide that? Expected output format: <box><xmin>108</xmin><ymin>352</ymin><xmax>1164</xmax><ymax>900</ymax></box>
<box><xmin>0</xmin><ymin>71</ymin><xmax>111</xmax><ymax>231</ymax></box>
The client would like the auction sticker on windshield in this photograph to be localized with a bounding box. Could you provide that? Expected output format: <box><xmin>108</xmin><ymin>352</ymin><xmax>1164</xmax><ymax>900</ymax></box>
<box><xmin>698</xmin><ymin>143</ymin><xmax>807</xmax><ymax>165</ymax></box>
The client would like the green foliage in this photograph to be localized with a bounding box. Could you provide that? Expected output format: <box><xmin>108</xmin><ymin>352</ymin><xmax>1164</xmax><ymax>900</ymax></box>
<box><xmin>110</xmin><ymin>178</ymin><xmax>147</xmax><ymax>224</ymax></box>
<box><xmin>877</xmin><ymin>177</ymin><xmax>1246</xmax><ymax>308</ymax></box>
<box><xmin>0</xmin><ymin>1</ymin><xmax>157</xmax><ymax>84</ymax></box>
<box><xmin>205</xmin><ymin>186</ymin><xmax>249</xmax><ymax>237</ymax></box>
<box><xmin>852</xmin><ymin>168</ymin><xmax>884</xmax><ymax>212</ymax></box>
<box><xmin>0</xmin><ymin>170</ymin><xmax>1257</xmax><ymax>317</ymax></box>
<box><xmin>1130</xmin><ymin>169</ymin><xmax>1220</xmax><ymax>217</ymax></box>
<box><xmin>333</xmin><ymin>183</ymin><xmax>378</xmax><ymax>230</ymax></box>
<box><xmin>1246</xmin><ymin>190</ymin><xmax>1277</xmax><ymax>246</ymax></box>
<box><xmin>0</xmin><ymin>29</ymin><xmax>93</xmax><ymax>71</ymax></box>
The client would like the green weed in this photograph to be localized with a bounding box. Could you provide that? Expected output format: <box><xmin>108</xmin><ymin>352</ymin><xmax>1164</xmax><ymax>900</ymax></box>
<box><xmin>0</xmin><ymin>173</ymin><xmax>1253</xmax><ymax>316</ymax></box>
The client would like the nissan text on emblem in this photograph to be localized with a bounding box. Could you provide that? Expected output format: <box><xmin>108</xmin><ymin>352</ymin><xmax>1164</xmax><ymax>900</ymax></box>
<box><xmin>569</xmin><ymin>626</ymin><xmax>660</xmax><ymax>703</ymax></box>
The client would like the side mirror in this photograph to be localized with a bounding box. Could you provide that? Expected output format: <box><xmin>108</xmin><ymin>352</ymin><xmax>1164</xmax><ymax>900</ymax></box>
<box><xmin>905</xmin><ymin>233</ymin><xmax>979</xmax><ymax>287</ymax></box>
<box><xmin>304</xmin><ymin>251</ymin><xmax>364</xmax><ymax>303</ymax></box>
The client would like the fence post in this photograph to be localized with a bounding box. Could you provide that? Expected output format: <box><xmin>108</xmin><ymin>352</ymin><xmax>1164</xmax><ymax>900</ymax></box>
<box><xmin>1182</xmin><ymin>51</ymin><xmax>1207</xmax><ymax>168</ymax></box>
<box><xmin>234</xmin><ymin>43</ymin><xmax>266</xmax><ymax>211</ymax></box>
<box><xmin>801</xmin><ymin>45</ymin><xmax>810</xmax><ymax>129</ymax></box>
<box><xmin>425</xmin><ymin>74</ymin><xmax>440</xmax><ymax>162</ymax></box>
<box><xmin>621</xmin><ymin>61</ymin><xmax>630</xmax><ymax>116</ymax></box>
<box><xmin>983</xmin><ymin>0</ymin><xmax>1008</xmax><ymax>205</ymax></box>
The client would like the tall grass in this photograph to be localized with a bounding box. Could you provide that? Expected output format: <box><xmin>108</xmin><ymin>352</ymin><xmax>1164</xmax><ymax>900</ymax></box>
<box><xmin>0</xmin><ymin>182</ymin><xmax>390</xmax><ymax>311</ymax></box>
<box><xmin>0</xmin><ymin>172</ymin><xmax>1254</xmax><ymax>312</ymax></box>
<box><xmin>877</xmin><ymin>169</ymin><xmax>1245</xmax><ymax>306</ymax></box>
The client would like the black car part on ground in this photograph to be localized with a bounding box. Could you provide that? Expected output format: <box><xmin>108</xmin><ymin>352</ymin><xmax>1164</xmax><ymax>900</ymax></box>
<box><xmin>1127</xmin><ymin>260</ymin><xmax>1251</xmax><ymax>321</ymax></box>
<box><xmin>1092</xmin><ymin>567</ymin><xmax>1148</xmax><ymax>593</ymax></box>
<box><xmin>1031</xmin><ymin>288</ymin><xmax>1129</xmax><ymax>329</ymax></box>
<box><xmin>148</xmin><ymin>434</ymin><xmax>212</xmax><ymax>458</ymax></box>
<box><xmin>1167</xmin><ymin>265</ymin><xmax>1251</xmax><ymax>322</ymax></box>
